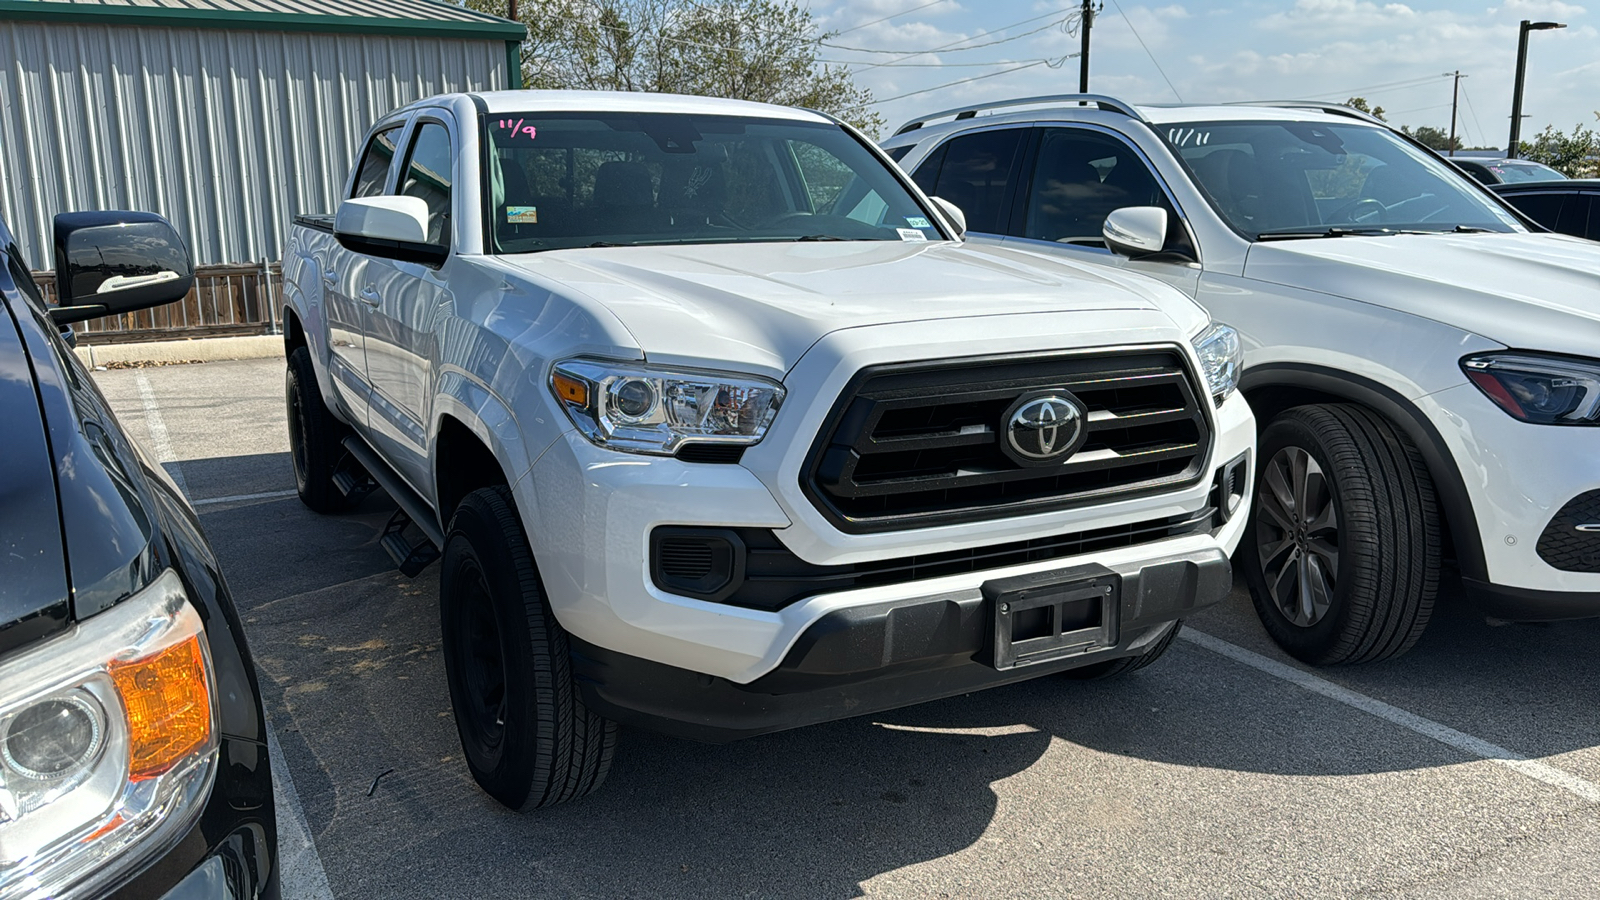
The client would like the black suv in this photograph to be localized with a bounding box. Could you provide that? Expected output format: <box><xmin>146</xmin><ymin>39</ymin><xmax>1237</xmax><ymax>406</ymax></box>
<box><xmin>0</xmin><ymin>211</ymin><xmax>277</xmax><ymax>898</ymax></box>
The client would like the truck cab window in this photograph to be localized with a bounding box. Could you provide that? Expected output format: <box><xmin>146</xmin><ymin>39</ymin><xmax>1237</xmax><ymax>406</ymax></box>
<box><xmin>352</xmin><ymin>126</ymin><xmax>402</xmax><ymax>198</ymax></box>
<box><xmin>400</xmin><ymin>122</ymin><xmax>453</xmax><ymax>246</ymax></box>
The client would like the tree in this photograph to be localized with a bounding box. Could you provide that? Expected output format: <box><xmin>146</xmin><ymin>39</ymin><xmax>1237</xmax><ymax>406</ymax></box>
<box><xmin>471</xmin><ymin>0</ymin><xmax>884</xmax><ymax>134</ymax></box>
<box><xmin>1344</xmin><ymin>97</ymin><xmax>1386</xmax><ymax>121</ymax></box>
<box><xmin>1517</xmin><ymin>122</ymin><xmax>1600</xmax><ymax>177</ymax></box>
<box><xmin>1400</xmin><ymin>125</ymin><xmax>1460</xmax><ymax>153</ymax></box>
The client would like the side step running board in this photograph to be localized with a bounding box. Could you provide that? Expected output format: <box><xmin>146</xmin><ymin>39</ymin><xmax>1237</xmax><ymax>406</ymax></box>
<box><xmin>341</xmin><ymin>436</ymin><xmax>445</xmax><ymax>577</ymax></box>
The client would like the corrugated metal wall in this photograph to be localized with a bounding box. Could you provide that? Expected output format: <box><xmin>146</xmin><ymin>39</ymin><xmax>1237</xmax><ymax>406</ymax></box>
<box><xmin>0</xmin><ymin>20</ymin><xmax>507</xmax><ymax>268</ymax></box>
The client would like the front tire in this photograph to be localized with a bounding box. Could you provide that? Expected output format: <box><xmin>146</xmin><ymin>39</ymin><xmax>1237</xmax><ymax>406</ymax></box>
<box><xmin>1062</xmin><ymin>621</ymin><xmax>1182</xmax><ymax>680</ymax></box>
<box><xmin>286</xmin><ymin>346</ymin><xmax>356</xmax><ymax>513</ymax></box>
<box><xmin>440</xmin><ymin>486</ymin><xmax>617</xmax><ymax>810</ymax></box>
<box><xmin>1242</xmin><ymin>404</ymin><xmax>1440</xmax><ymax>665</ymax></box>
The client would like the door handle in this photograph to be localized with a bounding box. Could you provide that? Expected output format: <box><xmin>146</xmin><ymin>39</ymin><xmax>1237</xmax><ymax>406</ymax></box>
<box><xmin>358</xmin><ymin>287</ymin><xmax>381</xmax><ymax>307</ymax></box>
<box><xmin>322</xmin><ymin>269</ymin><xmax>338</xmax><ymax>285</ymax></box>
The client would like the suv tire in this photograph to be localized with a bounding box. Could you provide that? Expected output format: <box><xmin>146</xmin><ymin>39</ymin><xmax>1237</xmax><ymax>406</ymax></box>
<box><xmin>1063</xmin><ymin>620</ymin><xmax>1182</xmax><ymax>680</ymax></box>
<box><xmin>440</xmin><ymin>486</ymin><xmax>617</xmax><ymax>810</ymax></box>
<box><xmin>1242</xmin><ymin>404</ymin><xmax>1440</xmax><ymax>665</ymax></box>
<box><xmin>286</xmin><ymin>346</ymin><xmax>357</xmax><ymax>513</ymax></box>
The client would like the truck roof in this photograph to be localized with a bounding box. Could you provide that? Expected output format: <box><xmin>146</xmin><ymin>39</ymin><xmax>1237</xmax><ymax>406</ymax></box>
<box><xmin>410</xmin><ymin>90</ymin><xmax>836</xmax><ymax>124</ymax></box>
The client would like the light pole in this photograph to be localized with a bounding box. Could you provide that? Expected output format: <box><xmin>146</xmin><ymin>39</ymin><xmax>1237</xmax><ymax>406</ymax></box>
<box><xmin>1508</xmin><ymin>19</ymin><xmax>1565</xmax><ymax>159</ymax></box>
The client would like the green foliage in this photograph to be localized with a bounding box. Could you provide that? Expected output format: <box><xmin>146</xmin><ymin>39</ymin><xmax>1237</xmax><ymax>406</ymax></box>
<box><xmin>1400</xmin><ymin>125</ymin><xmax>1460</xmax><ymax>153</ymax></box>
<box><xmin>1344</xmin><ymin>97</ymin><xmax>1386</xmax><ymax>121</ymax></box>
<box><xmin>469</xmin><ymin>0</ymin><xmax>884</xmax><ymax>134</ymax></box>
<box><xmin>1517</xmin><ymin>122</ymin><xmax>1600</xmax><ymax>177</ymax></box>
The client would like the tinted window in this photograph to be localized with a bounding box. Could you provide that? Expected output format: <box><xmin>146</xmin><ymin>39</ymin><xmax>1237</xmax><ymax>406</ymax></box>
<box><xmin>1023</xmin><ymin>128</ymin><xmax>1169</xmax><ymax>247</ymax></box>
<box><xmin>400</xmin><ymin>122</ymin><xmax>453</xmax><ymax>246</ymax></box>
<box><xmin>1488</xmin><ymin>161</ymin><xmax>1566</xmax><ymax>183</ymax></box>
<box><xmin>928</xmin><ymin>129</ymin><xmax>1024</xmax><ymax>235</ymax></box>
<box><xmin>1557</xmin><ymin>193</ymin><xmax>1589</xmax><ymax>237</ymax></box>
<box><xmin>1589</xmin><ymin>194</ymin><xmax>1600</xmax><ymax>240</ymax></box>
<box><xmin>486</xmin><ymin>112</ymin><xmax>942</xmax><ymax>252</ymax></box>
<box><xmin>883</xmin><ymin>145</ymin><xmax>912</xmax><ymax>163</ymax></box>
<box><xmin>909</xmin><ymin>142</ymin><xmax>945</xmax><ymax>196</ymax></box>
<box><xmin>352</xmin><ymin>126</ymin><xmax>402</xmax><ymax>198</ymax></box>
<box><xmin>1508</xmin><ymin>192</ymin><xmax>1566</xmax><ymax>230</ymax></box>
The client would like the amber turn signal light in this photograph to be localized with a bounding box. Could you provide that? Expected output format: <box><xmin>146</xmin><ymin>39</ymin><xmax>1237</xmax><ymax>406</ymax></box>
<box><xmin>110</xmin><ymin>634</ymin><xmax>213</xmax><ymax>780</ymax></box>
<box><xmin>552</xmin><ymin>371</ymin><xmax>590</xmax><ymax>406</ymax></box>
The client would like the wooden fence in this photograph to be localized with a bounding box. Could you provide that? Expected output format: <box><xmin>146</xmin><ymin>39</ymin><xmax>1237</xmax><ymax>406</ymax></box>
<box><xmin>33</xmin><ymin>262</ymin><xmax>285</xmax><ymax>345</ymax></box>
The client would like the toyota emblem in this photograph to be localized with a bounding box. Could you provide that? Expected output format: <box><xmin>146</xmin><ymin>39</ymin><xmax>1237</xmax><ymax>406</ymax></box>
<box><xmin>1002</xmin><ymin>393</ymin><xmax>1087</xmax><ymax>466</ymax></box>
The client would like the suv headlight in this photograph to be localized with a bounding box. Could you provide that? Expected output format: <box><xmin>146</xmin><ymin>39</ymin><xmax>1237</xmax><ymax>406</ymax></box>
<box><xmin>550</xmin><ymin>359</ymin><xmax>784</xmax><ymax>455</ymax></box>
<box><xmin>1191</xmin><ymin>322</ymin><xmax>1242</xmax><ymax>404</ymax></box>
<box><xmin>1462</xmin><ymin>353</ymin><xmax>1600</xmax><ymax>425</ymax></box>
<box><xmin>0</xmin><ymin>569</ymin><xmax>217</xmax><ymax>900</ymax></box>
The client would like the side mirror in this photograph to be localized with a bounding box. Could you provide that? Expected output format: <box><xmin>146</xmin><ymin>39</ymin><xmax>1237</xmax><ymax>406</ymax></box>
<box><xmin>1102</xmin><ymin>207</ymin><xmax>1168</xmax><ymax>258</ymax></box>
<box><xmin>334</xmin><ymin>196</ymin><xmax>447</xmax><ymax>267</ymax></box>
<box><xmin>49</xmin><ymin>211</ymin><xmax>194</xmax><ymax>326</ymax></box>
<box><xmin>930</xmin><ymin>196</ymin><xmax>967</xmax><ymax>237</ymax></box>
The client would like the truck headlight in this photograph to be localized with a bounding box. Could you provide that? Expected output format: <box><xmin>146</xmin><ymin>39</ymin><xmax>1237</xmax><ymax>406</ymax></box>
<box><xmin>0</xmin><ymin>569</ymin><xmax>217</xmax><ymax>900</ymax></box>
<box><xmin>550</xmin><ymin>359</ymin><xmax>784</xmax><ymax>455</ymax></box>
<box><xmin>1462</xmin><ymin>352</ymin><xmax>1600</xmax><ymax>425</ymax></box>
<box><xmin>1191</xmin><ymin>322</ymin><xmax>1242</xmax><ymax>404</ymax></box>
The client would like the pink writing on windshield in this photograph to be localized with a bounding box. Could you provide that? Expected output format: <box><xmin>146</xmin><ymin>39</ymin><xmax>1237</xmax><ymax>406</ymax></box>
<box><xmin>498</xmin><ymin>119</ymin><xmax>537</xmax><ymax>140</ymax></box>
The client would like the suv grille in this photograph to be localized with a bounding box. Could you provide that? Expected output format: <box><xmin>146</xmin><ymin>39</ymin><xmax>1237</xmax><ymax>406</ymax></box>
<box><xmin>803</xmin><ymin>349</ymin><xmax>1211</xmax><ymax>532</ymax></box>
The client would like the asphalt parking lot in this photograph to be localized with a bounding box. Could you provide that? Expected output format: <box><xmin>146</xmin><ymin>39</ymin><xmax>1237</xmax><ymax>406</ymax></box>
<box><xmin>95</xmin><ymin>355</ymin><xmax>1600</xmax><ymax>900</ymax></box>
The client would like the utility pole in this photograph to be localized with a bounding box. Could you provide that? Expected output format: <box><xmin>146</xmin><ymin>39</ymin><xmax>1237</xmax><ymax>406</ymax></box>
<box><xmin>1447</xmin><ymin>70</ymin><xmax>1464</xmax><ymax>156</ymax></box>
<box><xmin>1508</xmin><ymin>19</ymin><xmax>1566</xmax><ymax>158</ymax></box>
<box><xmin>1078</xmin><ymin>0</ymin><xmax>1096</xmax><ymax>93</ymax></box>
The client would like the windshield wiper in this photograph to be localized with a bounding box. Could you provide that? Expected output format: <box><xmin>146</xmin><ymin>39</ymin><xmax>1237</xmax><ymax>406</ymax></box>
<box><xmin>1256</xmin><ymin>226</ymin><xmax>1456</xmax><ymax>241</ymax></box>
<box><xmin>1452</xmin><ymin>225</ymin><xmax>1497</xmax><ymax>233</ymax></box>
<box><xmin>794</xmin><ymin>234</ymin><xmax>852</xmax><ymax>242</ymax></box>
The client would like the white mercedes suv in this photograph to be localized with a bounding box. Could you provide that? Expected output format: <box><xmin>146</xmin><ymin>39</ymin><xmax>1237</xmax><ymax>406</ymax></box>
<box><xmin>885</xmin><ymin>95</ymin><xmax>1600</xmax><ymax>665</ymax></box>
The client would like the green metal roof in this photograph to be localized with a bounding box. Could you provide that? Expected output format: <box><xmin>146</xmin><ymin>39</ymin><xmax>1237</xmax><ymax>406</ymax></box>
<box><xmin>0</xmin><ymin>0</ymin><xmax>527</xmax><ymax>41</ymax></box>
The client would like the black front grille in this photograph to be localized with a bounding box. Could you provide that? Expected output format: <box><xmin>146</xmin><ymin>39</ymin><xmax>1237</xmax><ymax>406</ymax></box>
<box><xmin>1536</xmin><ymin>491</ymin><xmax>1600</xmax><ymax>573</ymax></box>
<box><xmin>803</xmin><ymin>349</ymin><xmax>1212</xmax><ymax>532</ymax></box>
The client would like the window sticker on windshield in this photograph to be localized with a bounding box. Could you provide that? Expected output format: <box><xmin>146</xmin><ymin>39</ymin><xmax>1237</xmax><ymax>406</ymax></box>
<box><xmin>897</xmin><ymin>228</ymin><xmax>928</xmax><ymax>242</ymax></box>
<box><xmin>497</xmin><ymin>119</ymin><xmax>537</xmax><ymax>141</ymax></box>
<box><xmin>904</xmin><ymin>216</ymin><xmax>932</xmax><ymax>228</ymax></box>
<box><xmin>506</xmin><ymin>206</ymin><xmax>538</xmax><ymax>224</ymax></box>
<box><xmin>1168</xmin><ymin>128</ymin><xmax>1211</xmax><ymax>147</ymax></box>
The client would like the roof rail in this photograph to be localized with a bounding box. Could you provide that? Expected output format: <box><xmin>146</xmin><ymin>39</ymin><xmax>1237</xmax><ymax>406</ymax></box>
<box><xmin>1223</xmin><ymin>101</ymin><xmax>1387</xmax><ymax>126</ymax></box>
<box><xmin>893</xmin><ymin>93</ymin><xmax>1143</xmax><ymax>136</ymax></box>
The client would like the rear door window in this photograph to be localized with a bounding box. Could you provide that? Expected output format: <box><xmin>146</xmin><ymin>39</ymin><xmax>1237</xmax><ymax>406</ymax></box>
<box><xmin>925</xmin><ymin>129</ymin><xmax>1025</xmax><ymax>235</ymax></box>
<box><xmin>1588</xmin><ymin>194</ymin><xmax>1600</xmax><ymax>240</ymax></box>
<box><xmin>1022</xmin><ymin>128</ymin><xmax>1171</xmax><ymax>248</ymax></box>
<box><xmin>352</xmin><ymin>125</ymin><xmax>403</xmax><ymax>198</ymax></box>
<box><xmin>399</xmin><ymin>122</ymin><xmax>454</xmax><ymax>247</ymax></box>
<box><xmin>1509</xmin><ymin>192</ymin><xmax>1567</xmax><ymax>231</ymax></box>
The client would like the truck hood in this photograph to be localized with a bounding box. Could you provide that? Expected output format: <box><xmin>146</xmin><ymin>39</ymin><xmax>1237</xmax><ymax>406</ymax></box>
<box><xmin>1245</xmin><ymin>232</ymin><xmax>1600</xmax><ymax>356</ymax></box>
<box><xmin>497</xmin><ymin>241</ymin><xmax>1207</xmax><ymax>378</ymax></box>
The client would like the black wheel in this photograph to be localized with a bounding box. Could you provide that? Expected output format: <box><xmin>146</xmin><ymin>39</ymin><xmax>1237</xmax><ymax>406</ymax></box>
<box><xmin>286</xmin><ymin>346</ymin><xmax>357</xmax><ymax>513</ymax></box>
<box><xmin>1242</xmin><ymin>404</ymin><xmax>1440</xmax><ymax>665</ymax></box>
<box><xmin>1063</xmin><ymin>620</ymin><xmax>1182</xmax><ymax>680</ymax></box>
<box><xmin>440</xmin><ymin>486</ymin><xmax>617</xmax><ymax>810</ymax></box>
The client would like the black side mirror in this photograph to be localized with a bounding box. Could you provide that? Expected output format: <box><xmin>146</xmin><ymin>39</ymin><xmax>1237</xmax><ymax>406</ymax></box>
<box><xmin>49</xmin><ymin>211</ymin><xmax>194</xmax><ymax>326</ymax></box>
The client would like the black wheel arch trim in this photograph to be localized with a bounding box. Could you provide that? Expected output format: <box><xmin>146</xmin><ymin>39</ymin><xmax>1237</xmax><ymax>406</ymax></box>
<box><xmin>1239</xmin><ymin>363</ymin><xmax>1486</xmax><ymax>582</ymax></box>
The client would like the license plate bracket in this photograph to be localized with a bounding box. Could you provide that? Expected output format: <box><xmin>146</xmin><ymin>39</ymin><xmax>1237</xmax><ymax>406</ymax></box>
<box><xmin>983</xmin><ymin>564</ymin><xmax>1119</xmax><ymax>670</ymax></box>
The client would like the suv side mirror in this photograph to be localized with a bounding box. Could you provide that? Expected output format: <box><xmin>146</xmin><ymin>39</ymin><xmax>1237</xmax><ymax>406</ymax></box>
<box><xmin>930</xmin><ymin>196</ymin><xmax>967</xmax><ymax>237</ymax></box>
<box><xmin>1102</xmin><ymin>207</ymin><xmax>1168</xmax><ymax>258</ymax></box>
<box><xmin>49</xmin><ymin>211</ymin><xmax>194</xmax><ymax>326</ymax></box>
<box><xmin>335</xmin><ymin>196</ymin><xmax>447</xmax><ymax>267</ymax></box>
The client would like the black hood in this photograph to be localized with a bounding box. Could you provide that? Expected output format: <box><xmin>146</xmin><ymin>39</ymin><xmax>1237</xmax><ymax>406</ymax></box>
<box><xmin>0</xmin><ymin>293</ymin><xmax>70</xmax><ymax>652</ymax></box>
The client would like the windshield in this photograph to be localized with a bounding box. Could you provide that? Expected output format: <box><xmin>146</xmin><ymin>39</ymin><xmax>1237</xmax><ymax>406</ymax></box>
<box><xmin>1488</xmin><ymin>160</ymin><xmax>1567</xmax><ymax>183</ymax></box>
<box><xmin>1163</xmin><ymin>120</ymin><xmax>1523</xmax><ymax>238</ymax></box>
<box><xmin>484</xmin><ymin>113</ymin><xmax>943</xmax><ymax>252</ymax></box>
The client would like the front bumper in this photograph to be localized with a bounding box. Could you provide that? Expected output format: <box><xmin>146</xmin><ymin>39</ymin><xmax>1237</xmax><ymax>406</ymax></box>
<box><xmin>573</xmin><ymin>547</ymin><xmax>1230</xmax><ymax>742</ymax></box>
<box><xmin>1422</xmin><ymin>384</ymin><xmax>1600</xmax><ymax>614</ymax></box>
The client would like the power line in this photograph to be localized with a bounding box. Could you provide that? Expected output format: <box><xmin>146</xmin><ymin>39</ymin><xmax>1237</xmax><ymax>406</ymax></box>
<box><xmin>862</xmin><ymin>59</ymin><xmax>1057</xmax><ymax>106</ymax></box>
<box><xmin>1108</xmin><ymin>0</ymin><xmax>1181</xmax><ymax>102</ymax></box>
<box><xmin>826</xmin><ymin>9</ymin><xmax>1075</xmax><ymax>67</ymax></box>
<box><xmin>1312</xmin><ymin>73</ymin><xmax>1451</xmax><ymax>100</ymax></box>
<box><xmin>1460</xmin><ymin>82</ymin><xmax>1488</xmax><ymax>148</ymax></box>
<box><xmin>829</xmin><ymin>0</ymin><xmax>955</xmax><ymax>38</ymax></box>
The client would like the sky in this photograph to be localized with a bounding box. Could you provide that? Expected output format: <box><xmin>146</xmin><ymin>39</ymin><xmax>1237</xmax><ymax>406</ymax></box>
<box><xmin>807</xmin><ymin>0</ymin><xmax>1599</xmax><ymax>145</ymax></box>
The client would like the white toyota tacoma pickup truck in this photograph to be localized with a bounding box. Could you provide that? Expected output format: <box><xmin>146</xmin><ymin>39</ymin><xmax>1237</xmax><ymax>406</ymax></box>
<box><xmin>280</xmin><ymin>90</ymin><xmax>1254</xmax><ymax>809</ymax></box>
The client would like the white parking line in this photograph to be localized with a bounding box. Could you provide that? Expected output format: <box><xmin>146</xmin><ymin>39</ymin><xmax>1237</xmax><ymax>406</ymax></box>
<box><xmin>193</xmin><ymin>488</ymin><xmax>299</xmax><ymax>507</ymax></box>
<box><xmin>132</xmin><ymin>374</ymin><xmax>336</xmax><ymax>896</ymax></box>
<box><xmin>136</xmin><ymin>371</ymin><xmax>189</xmax><ymax>494</ymax></box>
<box><xmin>1181</xmin><ymin>628</ymin><xmax>1600</xmax><ymax>803</ymax></box>
<box><xmin>267</xmin><ymin>724</ymin><xmax>337</xmax><ymax>900</ymax></box>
